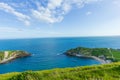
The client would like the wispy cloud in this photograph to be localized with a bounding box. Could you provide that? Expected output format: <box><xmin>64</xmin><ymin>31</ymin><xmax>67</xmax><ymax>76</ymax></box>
<box><xmin>113</xmin><ymin>0</ymin><xmax>120</xmax><ymax>7</ymax></box>
<box><xmin>86</xmin><ymin>11</ymin><xmax>92</xmax><ymax>15</ymax></box>
<box><xmin>31</xmin><ymin>0</ymin><xmax>100</xmax><ymax>24</ymax></box>
<box><xmin>0</xmin><ymin>0</ymin><xmax>101</xmax><ymax>25</ymax></box>
<box><xmin>0</xmin><ymin>2</ymin><xmax>31</xmax><ymax>26</ymax></box>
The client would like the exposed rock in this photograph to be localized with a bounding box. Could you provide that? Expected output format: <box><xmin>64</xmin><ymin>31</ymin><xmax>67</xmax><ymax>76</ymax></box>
<box><xmin>0</xmin><ymin>50</ymin><xmax>30</xmax><ymax>64</ymax></box>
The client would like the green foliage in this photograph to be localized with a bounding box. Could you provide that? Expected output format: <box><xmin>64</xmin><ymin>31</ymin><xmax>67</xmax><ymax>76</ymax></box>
<box><xmin>0</xmin><ymin>62</ymin><xmax>120</xmax><ymax>80</ymax></box>
<box><xmin>111</xmin><ymin>49</ymin><xmax>120</xmax><ymax>61</ymax></box>
<box><xmin>65</xmin><ymin>47</ymin><xmax>120</xmax><ymax>61</ymax></box>
<box><xmin>0</xmin><ymin>72</ymin><xmax>19</xmax><ymax>80</ymax></box>
<box><xmin>9</xmin><ymin>71</ymin><xmax>41</xmax><ymax>80</ymax></box>
<box><xmin>91</xmin><ymin>48</ymin><xmax>110</xmax><ymax>57</ymax></box>
<box><xmin>0</xmin><ymin>51</ymin><xmax>4</xmax><ymax>61</ymax></box>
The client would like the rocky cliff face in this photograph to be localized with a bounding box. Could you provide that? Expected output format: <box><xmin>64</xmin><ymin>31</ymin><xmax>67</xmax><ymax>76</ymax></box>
<box><xmin>0</xmin><ymin>50</ymin><xmax>30</xmax><ymax>64</ymax></box>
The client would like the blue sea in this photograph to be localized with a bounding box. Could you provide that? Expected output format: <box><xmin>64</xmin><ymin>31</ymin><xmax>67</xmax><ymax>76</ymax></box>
<box><xmin>0</xmin><ymin>36</ymin><xmax>120</xmax><ymax>74</ymax></box>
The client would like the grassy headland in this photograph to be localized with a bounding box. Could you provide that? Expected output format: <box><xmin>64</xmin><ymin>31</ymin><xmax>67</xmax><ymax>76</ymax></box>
<box><xmin>65</xmin><ymin>47</ymin><xmax>120</xmax><ymax>63</ymax></box>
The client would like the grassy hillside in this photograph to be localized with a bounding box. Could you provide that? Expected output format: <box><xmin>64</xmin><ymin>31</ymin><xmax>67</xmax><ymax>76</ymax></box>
<box><xmin>65</xmin><ymin>47</ymin><xmax>120</xmax><ymax>62</ymax></box>
<box><xmin>0</xmin><ymin>62</ymin><xmax>120</xmax><ymax>80</ymax></box>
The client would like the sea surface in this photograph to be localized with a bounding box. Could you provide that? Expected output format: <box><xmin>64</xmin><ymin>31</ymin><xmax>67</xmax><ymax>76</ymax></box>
<box><xmin>0</xmin><ymin>36</ymin><xmax>120</xmax><ymax>74</ymax></box>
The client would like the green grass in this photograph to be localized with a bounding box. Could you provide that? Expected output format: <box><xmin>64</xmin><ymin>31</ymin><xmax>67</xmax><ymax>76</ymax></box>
<box><xmin>0</xmin><ymin>62</ymin><xmax>120</xmax><ymax>80</ymax></box>
<box><xmin>7</xmin><ymin>51</ymin><xmax>15</xmax><ymax>58</ymax></box>
<box><xmin>0</xmin><ymin>51</ymin><xmax>4</xmax><ymax>61</ymax></box>
<box><xmin>0</xmin><ymin>72</ymin><xmax>19</xmax><ymax>80</ymax></box>
<box><xmin>111</xmin><ymin>49</ymin><xmax>120</xmax><ymax>61</ymax></box>
<box><xmin>65</xmin><ymin>47</ymin><xmax>120</xmax><ymax>61</ymax></box>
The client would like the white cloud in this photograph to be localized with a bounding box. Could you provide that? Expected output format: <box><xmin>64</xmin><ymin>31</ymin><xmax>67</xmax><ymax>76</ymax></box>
<box><xmin>113</xmin><ymin>0</ymin><xmax>120</xmax><ymax>7</ymax></box>
<box><xmin>31</xmin><ymin>0</ymin><xmax>100</xmax><ymax>24</ymax></box>
<box><xmin>0</xmin><ymin>2</ymin><xmax>31</xmax><ymax>26</ymax></box>
<box><xmin>0</xmin><ymin>0</ymin><xmax>101</xmax><ymax>25</ymax></box>
<box><xmin>86</xmin><ymin>11</ymin><xmax>92</xmax><ymax>15</ymax></box>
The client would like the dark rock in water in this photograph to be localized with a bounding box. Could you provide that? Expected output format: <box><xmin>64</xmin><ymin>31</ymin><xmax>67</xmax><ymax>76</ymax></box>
<box><xmin>15</xmin><ymin>51</ymin><xmax>31</xmax><ymax>57</ymax></box>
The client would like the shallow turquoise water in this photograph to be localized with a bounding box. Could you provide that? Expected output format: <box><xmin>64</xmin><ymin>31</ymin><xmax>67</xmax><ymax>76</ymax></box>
<box><xmin>0</xmin><ymin>37</ymin><xmax>120</xmax><ymax>74</ymax></box>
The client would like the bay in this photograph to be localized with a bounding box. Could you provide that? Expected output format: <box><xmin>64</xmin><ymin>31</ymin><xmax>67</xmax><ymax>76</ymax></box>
<box><xmin>0</xmin><ymin>36</ymin><xmax>120</xmax><ymax>74</ymax></box>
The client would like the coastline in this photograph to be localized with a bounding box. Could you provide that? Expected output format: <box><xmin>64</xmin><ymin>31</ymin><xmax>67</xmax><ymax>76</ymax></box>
<box><xmin>75</xmin><ymin>54</ymin><xmax>107</xmax><ymax>64</ymax></box>
<box><xmin>90</xmin><ymin>56</ymin><xmax>107</xmax><ymax>64</ymax></box>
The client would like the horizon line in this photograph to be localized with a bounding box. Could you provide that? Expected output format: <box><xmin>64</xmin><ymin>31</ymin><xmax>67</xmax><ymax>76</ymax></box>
<box><xmin>0</xmin><ymin>35</ymin><xmax>120</xmax><ymax>40</ymax></box>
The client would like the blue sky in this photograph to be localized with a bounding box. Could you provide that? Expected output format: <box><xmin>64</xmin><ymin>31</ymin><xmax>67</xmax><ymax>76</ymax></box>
<box><xmin>0</xmin><ymin>0</ymin><xmax>120</xmax><ymax>39</ymax></box>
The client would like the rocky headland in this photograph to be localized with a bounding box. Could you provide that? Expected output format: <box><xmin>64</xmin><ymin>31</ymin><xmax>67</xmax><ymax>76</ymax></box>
<box><xmin>0</xmin><ymin>50</ymin><xmax>30</xmax><ymax>64</ymax></box>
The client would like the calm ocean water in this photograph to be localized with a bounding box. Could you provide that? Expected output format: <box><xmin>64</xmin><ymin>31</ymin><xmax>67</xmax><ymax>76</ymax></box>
<box><xmin>0</xmin><ymin>36</ymin><xmax>120</xmax><ymax>74</ymax></box>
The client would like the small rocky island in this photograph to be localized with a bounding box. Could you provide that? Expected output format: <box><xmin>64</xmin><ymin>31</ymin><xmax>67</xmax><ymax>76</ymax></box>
<box><xmin>0</xmin><ymin>50</ymin><xmax>30</xmax><ymax>64</ymax></box>
<box><xmin>65</xmin><ymin>47</ymin><xmax>120</xmax><ymax>64</ymax></box>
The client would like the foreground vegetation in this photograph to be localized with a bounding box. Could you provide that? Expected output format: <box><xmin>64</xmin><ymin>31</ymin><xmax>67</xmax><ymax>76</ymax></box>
<box><xmin>65</xmin><ymin>47</ymin><xmax>120</xmax><ymax>62</ymax></box>
<box><xmin>0</xmin><ymin>62</ymin><xmax>120</xmax><ymax>80</ymax></box>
